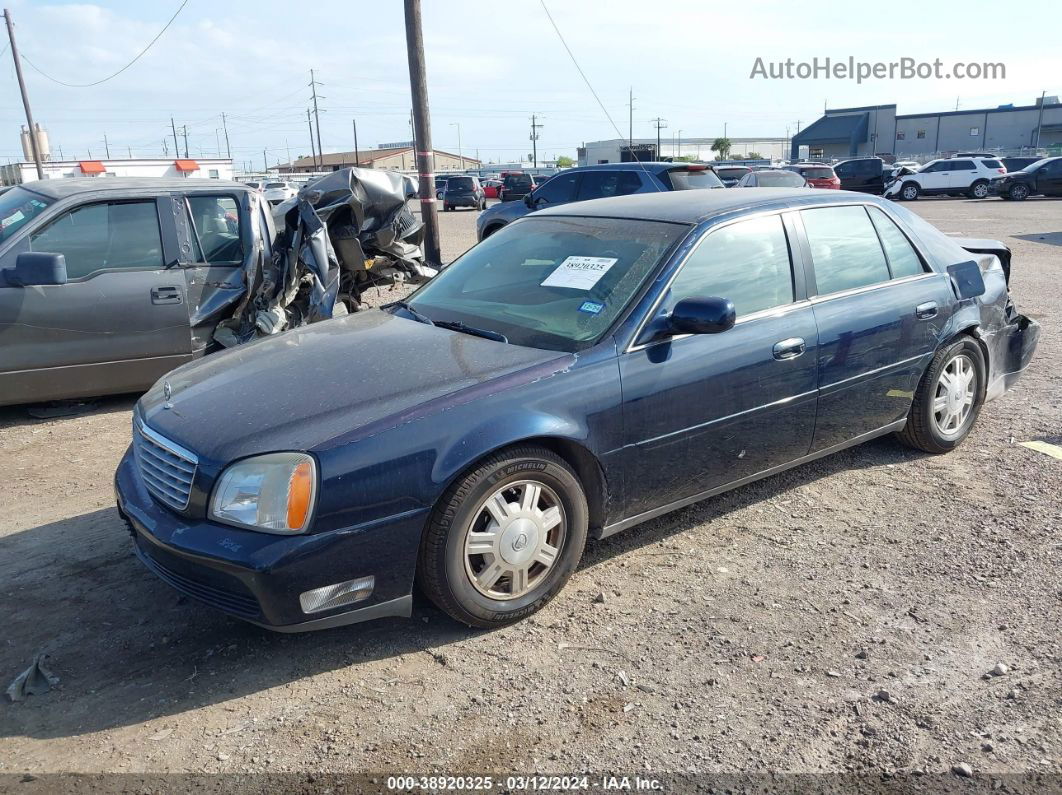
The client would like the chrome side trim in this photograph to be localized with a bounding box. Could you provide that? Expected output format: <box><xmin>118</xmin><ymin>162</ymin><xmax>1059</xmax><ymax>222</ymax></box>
<box><xmin>598</xmin><ymin>419</ymin><xmax>907</xmax><ymax>539</ymax></box>
<box><xmin>809</xmin><ymin>272</ymin><xmax>936</xmax><ymax>305</ymax></box>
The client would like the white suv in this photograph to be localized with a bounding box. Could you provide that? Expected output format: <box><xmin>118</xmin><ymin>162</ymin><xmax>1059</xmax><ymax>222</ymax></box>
<box><xmin>885</xmin><ymin>157</ymin><xmax>1006</xmax><ymax>200</ymax></box>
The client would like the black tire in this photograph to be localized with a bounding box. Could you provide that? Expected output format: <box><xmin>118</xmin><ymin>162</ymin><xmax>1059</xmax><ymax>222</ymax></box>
<box><xmin>417</xmin><ymin>445</ymin><xmax>589</xmax><ymax>628</ymax></box>
<box><xmin>1009</xmin><ymin>183</ymin><xmax>1030</xmax><ymax>201</ymax></box>
<box><xmin>482</xmin><ymin>223</ymin><xmax>504</xmax><ymax>238</ymax></box>
<box><xmin>968</xmin><ymin>180</ymin><xmax>989</xmax><ymax>199</ymax></box>
<box><xmin>900</xmin><ymin>181</ymin><xmax>920</xmax><ymax>201</ymax></box>
<box><xmin>896</xmin><ymin>336</ymin><xmax>986</xmax><ymax>454</ymax></box>
<box><xmin>443</xmin><ymin>203</ymin><xmax>452</xmax><ymax>212</ymax></box>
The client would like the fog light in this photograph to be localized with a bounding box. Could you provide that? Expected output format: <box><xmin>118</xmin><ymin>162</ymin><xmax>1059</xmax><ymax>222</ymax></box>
<box><xmin>299</xmin><ymin>576</ymin><xmax>374</xmax><ymax>614</ymax></box>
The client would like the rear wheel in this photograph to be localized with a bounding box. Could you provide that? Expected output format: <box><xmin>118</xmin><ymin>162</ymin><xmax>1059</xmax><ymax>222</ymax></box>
<box><xmin>1009</xmin><ymin>183</ymin><xmax>1030</xmax><ymax>201</ymax></box>
<box><xmin>968</xmin><ymin>180</ymin><xmax>989</xmax><ymax>199</ymax></box>
<box><xmin>896</xmin><ymin>337</ymin><xmax>985</xmax><ymax>454</ymax></box>
<box><xmin>417</xmin><ymin>446</ymin><xmax>589</xmax><ymax>628</ymax></box>
<box><xmin>900</xmin><ymin>181</ymin><xmax>920</xmax><ymax>201</ymax></box>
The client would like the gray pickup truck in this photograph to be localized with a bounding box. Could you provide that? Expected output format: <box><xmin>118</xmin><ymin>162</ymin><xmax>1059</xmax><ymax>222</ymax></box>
<box><xmin>0</xmin><ymin>171</ymin><xmax>430</xmax><ymax>407</ymax></box>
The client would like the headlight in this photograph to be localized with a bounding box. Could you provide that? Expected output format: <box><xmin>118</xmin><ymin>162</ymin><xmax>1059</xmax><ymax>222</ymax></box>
<box><xmin>209</xmin><ymin>452</ymin><xmax>317</xmax><ymax>534</ymax></box>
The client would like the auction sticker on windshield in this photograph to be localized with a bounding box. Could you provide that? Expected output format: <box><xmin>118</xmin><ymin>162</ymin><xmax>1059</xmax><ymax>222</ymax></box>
<box><xmin>541</xmin><ymin>256</ymin><xmax>618</xmax><ymax>290</ymax></box>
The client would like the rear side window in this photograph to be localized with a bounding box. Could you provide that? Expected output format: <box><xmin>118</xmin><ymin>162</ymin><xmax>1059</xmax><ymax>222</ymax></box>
<box><xmin>801</xmin><ymin>206</ymin><xmax>891</xmax><ymax>295</ymax></box>
<box><xmin>29</xmin><ymin>200</ymin><xmax>163</xmax><ymax>279</ymax></box>
<box><xmin>667</xmin><ymin>214</ymin><xmax>794</xmax><ymax>318</ymax></box>
<box><xmin>666</xmin><ymin>168</ymin><xmax>724</xmax><ymax>190</ymax></box>
<box><xmin>576</xmin><ymin>170</ymin><xmax>643</xmax><ymax>200</ymax></box>
<box><xmin>533</xmin><ymin>172</ymin><xmax>578</xmax><ymax>205</ymax></box>
<box><xmin>981</xmin><ymin>159</ymin><xmax>1002</xmax><ymax>169</ymax></box>
<box><xmin>867</xmin><ymin>207</ymin><xmax>926</xmax><ymax>279</ymax></box>
<box><xmin>949</xmin><ymin>160</ymin><xmax>975</xmax><ymax>170</ymax></box>
<box><xmin>187</xmin><ymin>195</ymin><xmax>242</xmax><ymax>265</ymax></box>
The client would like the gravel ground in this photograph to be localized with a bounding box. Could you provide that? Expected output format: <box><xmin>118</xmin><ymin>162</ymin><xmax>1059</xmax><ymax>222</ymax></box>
<box><xmin>0</xmin><ymin>196</ymin><xmax>1059</xmax><ymax>788</ymax></box>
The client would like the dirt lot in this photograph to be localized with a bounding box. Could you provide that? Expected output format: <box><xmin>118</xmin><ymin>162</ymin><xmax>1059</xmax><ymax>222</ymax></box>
<box><xmin>1</xmin><ymin>197</ymin><xmax>1059</xmax><ymax>787</ymax></box>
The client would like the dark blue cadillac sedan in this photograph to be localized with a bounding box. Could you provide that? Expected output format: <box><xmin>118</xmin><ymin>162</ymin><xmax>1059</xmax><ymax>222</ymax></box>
<box><xmin>115</xmin><ymin>189</ymin><xmax>1039</xmax><ymax>631</ymax></box>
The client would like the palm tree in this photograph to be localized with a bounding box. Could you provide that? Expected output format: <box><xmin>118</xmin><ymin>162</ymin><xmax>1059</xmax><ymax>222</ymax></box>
<box><xmin>710</xmin><ymin>137</ymin><xmax>732</xmax><ymax>160</ymax></box>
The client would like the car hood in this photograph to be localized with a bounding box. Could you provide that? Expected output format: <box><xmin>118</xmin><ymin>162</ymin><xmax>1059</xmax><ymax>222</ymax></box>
<box><xmin>139</xmin><ymin>310</ymin><xmax>569</xmax><ymax>463</ymax></box>
<box><xmin>477</xmin><ymin>199</ymin><xmax>530</xmax><ymax>226</ymax></box>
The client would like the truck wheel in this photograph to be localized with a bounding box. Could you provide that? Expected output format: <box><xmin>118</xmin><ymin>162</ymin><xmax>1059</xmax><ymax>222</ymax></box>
<box><xmin>968</xmin><ymin>180</ymin><xmax>989</xmax><ymax>199</ymax></box>
<box><xmin>900</xmin><ymin>182</ymin><xmax>920</xmax><ymax>200</ymax></box>
<box><xmin>417</xmin><ymin>446</ymin><xmax>589</xmax><ymax>628</ymax></box>
<box><xmin>896</xmin><ymin>337</ymin><xmax>986</xmax><ymax>454</ymax></box>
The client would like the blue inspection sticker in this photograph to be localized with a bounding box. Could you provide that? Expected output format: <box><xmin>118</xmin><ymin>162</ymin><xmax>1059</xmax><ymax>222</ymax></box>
<box><xmin>579</xmin><ymin>301</ymin><xmax>604</xmax><ymax>315</ymax></box>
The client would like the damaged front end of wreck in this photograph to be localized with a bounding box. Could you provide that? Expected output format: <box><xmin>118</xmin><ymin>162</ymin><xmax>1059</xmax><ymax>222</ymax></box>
<box><xmin>198</xmin><ymin>168</ymin><xmax>436</xmax><ymax>349</ymax></box>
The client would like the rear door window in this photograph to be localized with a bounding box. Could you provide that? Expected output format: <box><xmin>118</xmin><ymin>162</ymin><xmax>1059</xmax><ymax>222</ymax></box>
<box><xmin>532</xmin><ymin>172</ymin><xmax>578</xmax><ymax>205</ymax></box>
<box><xmin>800</xmin><ymin>206</ymin><xmax>891</xmax><ymax>295</ymax></box>
<box><xmin>949</xmin><ymin>160</ymin><xmax>975</xmax><ymax>170</ymax></box>
<box><xmin>666</xmin><ymin>214</ymin><xmax>794</xmax><ymax>318</ymax></box>
<box><xmin>187</xmin><ymin>195</ymin><xmax>242</xmax><ymax>265</ymax></box>
<box><xmin>29</xmin><ymin>200</ymin><xmax>163</xmax><ymax>279</ymax></box>
<box><xmin>576</xmin><ymin>170</ymin><xmax>644</xmax><ymax>200</ymax></box>
<box><xmin>867</xmin><ymin>207</ymin><xmax>926</xmax><ymax>279</ymax></box>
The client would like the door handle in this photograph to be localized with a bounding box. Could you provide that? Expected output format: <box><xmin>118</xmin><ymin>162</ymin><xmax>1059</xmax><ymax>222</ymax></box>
<box><xmin>151</xmin><ymin>286</ymin><xmax>182</xmax><ymax>305</ymax></box>
<box><xmin>915</xmin><ymin>301</ymin><xmax>937</xmax><ymax>319</ymax></box>
<box><xmin>772</xmin><ymin>337</ymin><xmax>806</xmax><ymax>360</ymax></box>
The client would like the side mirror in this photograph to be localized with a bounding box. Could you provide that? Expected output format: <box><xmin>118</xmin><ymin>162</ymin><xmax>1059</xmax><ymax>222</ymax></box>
<box><xmin>523</xmin><ymin>193</ymin><xmax>534</xmax><ymax>208</ymax></box>
<box><xmin>8</xmin><ymin>252</ymin><xmax>68</xmax><ymax>287</ymax></box>
<box><xmin>669</xmin><ymin>296</ymin><xmax>735</xmax><ymax>335</ymax></box>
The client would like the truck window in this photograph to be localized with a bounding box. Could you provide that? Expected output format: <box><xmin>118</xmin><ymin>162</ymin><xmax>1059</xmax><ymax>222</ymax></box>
<box><xmin>187</xmin><ymin>195</ymin><xmax>242</xmax><ymax>265</ymax></box>
<box><xmin>29</xmin><ymin>200</ymin><xmax>163</xmax><ymax>279</ymax></box>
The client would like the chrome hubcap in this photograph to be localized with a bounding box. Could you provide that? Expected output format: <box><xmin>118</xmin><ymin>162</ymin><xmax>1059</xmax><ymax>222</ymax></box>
<box><xmin>932</xmin><ymin>354</ymin><xmax>976</xmax><ymax>437</ymax></box>
<box><xmin>904</xmin><ymin>186</ymin><xmax>917</xmax><ymax>199</ymax></box>
<box><xmin>463</xmin><ymin>480</ymin><xmax>565</xmax><ymax>600</ymax></box>
<box><xmin>974</xmin><ymin>184</ymin><xmax>987</xmax><ymax>197</ymax></box>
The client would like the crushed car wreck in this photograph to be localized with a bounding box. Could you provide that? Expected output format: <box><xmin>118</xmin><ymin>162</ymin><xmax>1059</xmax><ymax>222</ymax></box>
<box><xmin>0</xmin><ymin>169</ymin><xmax>433</xmax><ymax>407</ymax></box>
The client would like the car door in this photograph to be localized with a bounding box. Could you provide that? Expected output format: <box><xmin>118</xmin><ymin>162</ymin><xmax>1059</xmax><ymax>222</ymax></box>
<box><xmin>1038</xmin><ymin>159</ymin><xmax>1062</xmax><ymax>194</ymax></box>
<box><xmin>947</xmin><ymin>159</ymin><xmax>977</xmax><ymax>190</ymax></box>
<box><xmin>795</xmin><ymin>203</ymin><xmax>954</xmax><ymax>451</ymax></box>
<box><xmin>916</xmin><ymin>161</ymin><xmax>949</xmax><ymax>192</ymax></box>
<box><xmin>617</xmin><ymin>212</ymin><xmax>818</xmax><ymax>517</ymax></box>
<box><xmin>180</xmin><ymin>191</ymin><xmax>251</xmax><ymax>353</ymax></box>
<box><xmin>0</xmin><ymin>196</ymin><xmax>191</xmax><ymax>405</ymax></box>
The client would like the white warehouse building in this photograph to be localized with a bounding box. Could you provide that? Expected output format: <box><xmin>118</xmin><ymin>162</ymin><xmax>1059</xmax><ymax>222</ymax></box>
<box><xmin>1</xmin><ymin>157</ymin><xmax>235</xmax><ymax>186</ymax></box>
<box><xmin>578</xmin><ymin>137</ymin><xmax>788</xmax><ymax>166</ymax></box>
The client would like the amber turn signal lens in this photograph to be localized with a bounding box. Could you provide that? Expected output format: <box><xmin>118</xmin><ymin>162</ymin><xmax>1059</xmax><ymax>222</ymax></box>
<box><xmin>286</xmin><ymin>460</ymin><xmax>314</xmax><ymax>530</ymax></box>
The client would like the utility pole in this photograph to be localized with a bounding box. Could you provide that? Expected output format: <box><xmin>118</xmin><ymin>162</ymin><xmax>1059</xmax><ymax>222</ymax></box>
<box><xmin>285</xmin><ymin>138</ymin><xmax>291</xmax><ymax>165</ymax></box>
<box><xmin>215</xmin><ymin>129</ymin><xmax>221</xmax><ymax>158</ymax></box>
<box><xmin>162</xmin><ymin>138</ymin><xmax>168</xmax><ymax>156</ymax></box>
<box><xmin>127</xmin><ymin>146</ymin><xmax>132</xmax><ymax>158</ymax></box>
<box><xmin>627</xmin><ymin>87</ymin><xmax>635</xmax><ymax>149</ymax></box>
<box><xmin>262</xmin><ymin>149</ymin><xmax>267</xmax><ymax>172</ymax></box>
<box><xmin>309</xmin><ymin>69</ymin><xmax>324</xmax><ymax>167</ymax></box>
<box><xmin>221</xmin><ymin>111</ymin><xmax>231</xmax><ymax>159</ymax></box>
<box><xmin>352</xmin><ymin>119</ymin><xmax>360</xmax><ymax>167</ymax></box>
<box><xmin>181</xmin><ymin>126</ymin><xmax>189</xmax><ymax>158</ymax></box>
<box><xmin>530</xmin><ymin>115</ymin><xmax>543</xmax><ymax>167</ymax></box>
<box><xmin>409</xmin><ymin>109</ymin><xmax>416</xmax><ymax>152</ymax></box>
<box><xmin>450</xmin><ymin>122</ymin><xmax>463</xmax><ymax>169</ymax></box>
<box><xmin>4</xmin><ymin>9</ymin><xmax>43</xmax><ymax>179</ymax></box>
<box><xmin>404</xmin><ymin>0</ymin><xmax>441</xmax><ymax>267</ymax></box>
<box><xmin>102</xmin><ymin>133</ymin><xmax>111</xmax><ymax>158</ymax></box>
<box><xmin>307</xmin><ymin>109</ymin><xmax>318</xmax><ymax>169</ymax></box>
<box><xmin>677</xmin><ymin>129</ymin><xmax>682</xmax><ymax>159</ymax></box>
<box><xmin>171</xmin><ymin>117</ymin><xmax>180</xmax><ymax>159</ymax></box>
<box><xmin>650</xmin><ymin>117</ymin><xmax>667</xmax><ymax>159</ymax></box>
<box><xmin>1034</xmin><ymin>90</ymin><xmax>1046</xmax><ymax>148</ymax></box>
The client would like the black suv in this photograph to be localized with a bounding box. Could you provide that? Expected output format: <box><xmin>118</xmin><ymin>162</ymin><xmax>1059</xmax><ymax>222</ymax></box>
<box><xmin>991</xmin><ymin>156</ymin><xmax>1062</xmax><ymax>200</ymax></box>
<box><xmin>442</xmin><ymin>175</ymin><xmax>486</xmax><ymax>211</ymax></box>
<box><xmin>833</xmin><ymin>157</ymin><xmax>892</xmax><ymax>194</ymax></box>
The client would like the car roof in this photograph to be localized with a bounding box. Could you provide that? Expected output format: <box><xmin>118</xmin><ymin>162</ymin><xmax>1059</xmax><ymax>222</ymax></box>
<box><xmin>535</xmin><ymin>187</ymin><xmax>870</xmax><ymax>224</ymax></box>
<box><xmin>20</xmin><ymin>177</ymin><xmax>249</xmax><ymax>200</ymax></box>
<box><xmin>563</xmin><ymin>162</ymin><xmax>690</xmax><ymax>174</ymax></box>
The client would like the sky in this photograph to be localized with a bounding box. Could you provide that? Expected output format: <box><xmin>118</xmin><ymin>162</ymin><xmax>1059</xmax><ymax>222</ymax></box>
<box><xmin>0</xmin><ymin>0</ymin><xmax>1056</xmax><ymax>169</ymax></box>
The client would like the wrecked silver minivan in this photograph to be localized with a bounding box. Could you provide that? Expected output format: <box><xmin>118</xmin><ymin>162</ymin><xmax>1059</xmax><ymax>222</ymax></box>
<box><xmin>0</xmin><ymin>169</ymin><xmax>432</xmax><ymax>407</ymax></box>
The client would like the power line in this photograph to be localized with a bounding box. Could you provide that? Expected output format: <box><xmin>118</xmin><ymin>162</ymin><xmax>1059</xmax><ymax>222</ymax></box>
<box><xmin>19</xmin><ymin>0</ymin><xmax>188</xmax><ymax>88</ymax></box>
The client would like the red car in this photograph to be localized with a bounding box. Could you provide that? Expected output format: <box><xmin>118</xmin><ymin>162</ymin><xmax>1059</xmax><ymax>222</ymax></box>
<box><xmin>482</xmin><ymin>179</ymin><xmax>503</xmax><ymax>199</ymax></box>
<box><xmin>784</xmin><ymin>163</ymin><xmax>841</xmax><ymax>189</ymax></box>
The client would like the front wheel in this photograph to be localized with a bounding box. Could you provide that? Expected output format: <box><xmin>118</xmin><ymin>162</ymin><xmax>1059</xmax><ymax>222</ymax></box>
<box><xmin>417</xmin><ymin>446</ymin><xmax>589</xmax><ymax>628</ymax></box>
<box><xmin>968</xmin><ymin>180</ymin><xmax>989</xmax><ymax>199</ymax></box>
<box><xmin>1009</xmin><ymin>183</ymin><xmax>1030</xmax><ymax>201</ymax></box>
<box><xmin>896</xmin><ymin>337</ymin><xmax>986</xmax><ymax>454</ymax></box>
<box><xmin>900</xmin><ymin>182</ymin><xmax>920</xmax><ymax>201</ymax></box>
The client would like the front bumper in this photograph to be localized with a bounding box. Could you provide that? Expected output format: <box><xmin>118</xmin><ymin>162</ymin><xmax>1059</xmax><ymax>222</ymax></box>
<box><xmin>115</xmin><ymin>451</ymin><xmax>425</xmax><ymax>631</ymax></box>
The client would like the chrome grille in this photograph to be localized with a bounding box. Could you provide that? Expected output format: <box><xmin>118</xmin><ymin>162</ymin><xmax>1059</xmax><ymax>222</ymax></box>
<box><xmin>134</xmin><ymin>420</ymin><xmax>198</xmax><ymax>511</ymax></box>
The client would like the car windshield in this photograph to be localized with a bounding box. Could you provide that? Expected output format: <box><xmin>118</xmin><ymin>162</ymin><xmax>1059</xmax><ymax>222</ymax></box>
<box><xmin>0</xmin><ymin>187</ymin><xmax>54</xmax><ymax>245</ymax></box>
<box><xmin>447</xmin><ymin>177</ymin><xmax>475</xmax><ymax>190</ymax></box>
<box><xmin>404</xmin><ymin>216</ymin><xmax>687</xmax><ymax>352</ymax></box>
<box><xmin>667</xmin><ymin>168</ymin><xmax>724</xmax><ymax>189</ymax></box>
<box><xmin>755</xmin><ymin>171</ymin><xmax>805</xmax><ymax>187</ymax></box>
<box><xmin>1021</xmin><ymin>158</ymin><xmax>1054</xmax><ymax>172</ymax></box>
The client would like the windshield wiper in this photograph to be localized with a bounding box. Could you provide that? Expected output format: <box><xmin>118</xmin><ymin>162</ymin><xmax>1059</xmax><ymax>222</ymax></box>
<box><xmin>388</xmin><ymin>300</ymin><xmax>435</xmax><ymax>326</ymax></box>
<box><xmin>433</xmin><ymin>320</ymin><xmax>508</xmax><ymax>344</ymax></box>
